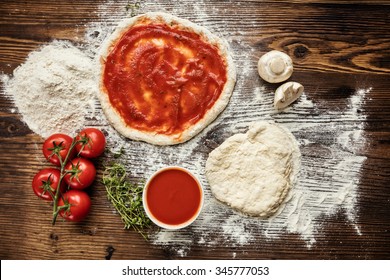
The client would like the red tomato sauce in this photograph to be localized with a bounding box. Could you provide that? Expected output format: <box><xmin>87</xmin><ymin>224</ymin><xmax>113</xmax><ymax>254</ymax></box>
<box><xmin>103</xmin><ymin>23</ymin><xmax>227</xmax><ymax>136</ymax></box>
<box><xmin>146</xmin><ymin>168</ymin><xmax>202</xmax><ymax>225</ymax></box>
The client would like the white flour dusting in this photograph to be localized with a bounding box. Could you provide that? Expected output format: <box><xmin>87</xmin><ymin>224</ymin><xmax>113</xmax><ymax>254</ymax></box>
<box><xmin>0</xmin><ymin>0</ymin><xmax>371</xmax><ymax>255</ymax></box>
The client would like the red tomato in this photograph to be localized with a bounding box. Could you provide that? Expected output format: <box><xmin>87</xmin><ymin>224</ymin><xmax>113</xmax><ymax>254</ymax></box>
<box><xmin>58</xmin><ymin>190</ymin><xmax>91</xmax><ymax>222</ymax></box>
<box><xmin>42</xmin><ymin>133</ymin><xmax>75</xmax><ymax>166</ymax></box>
<box><xmin>32</xmin><ymin>168</ymin><xmax>65</xmax><ymax>201</ymax></box>
<box><xmin>64</xmin><ymin>158</ymin><xmax>96</xmax><ymax>190</ymax></box>
<box><xmin>75</xmin><ymin>128</ymin><xmax>106</xmax><ymax>158</ymax></box>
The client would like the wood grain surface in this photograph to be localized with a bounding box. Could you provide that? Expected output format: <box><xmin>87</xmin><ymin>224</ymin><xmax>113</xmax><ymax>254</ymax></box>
<box><xmin>0</xmin><ymin>0</ymin><xmax>389</xmax><ymax>260</ymax></box>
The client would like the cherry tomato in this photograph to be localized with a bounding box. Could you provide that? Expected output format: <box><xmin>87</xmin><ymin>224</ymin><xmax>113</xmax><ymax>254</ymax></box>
<box><xmin>58</xmin><ymin>190</ymin><xmax>91</xmax><ymax>222</ymax></box>
<box><xmin>75</xmin><ymin>128</ymin><xmax>106</xmax><ymax>158</ymax></box>
<box><xmin>42</xmin><ymin>133</ymin><xmax>75</xmax><ymax>166</ymax></box>
<box><xmin>64</xmin><ymin>158</ymin><xmax>96</xmax><ymax>190</ymax></box>
<box><xmin>32</xmin><ymin>168</ymin><xmax>65</xmax><ymax>201</ymax></box>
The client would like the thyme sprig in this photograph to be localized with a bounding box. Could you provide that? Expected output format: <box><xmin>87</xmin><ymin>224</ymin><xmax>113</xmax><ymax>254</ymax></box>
<box><xmin>102</xmin><ymin>163</ymin><xmax>151</xmax><ymax>239</ymax></box>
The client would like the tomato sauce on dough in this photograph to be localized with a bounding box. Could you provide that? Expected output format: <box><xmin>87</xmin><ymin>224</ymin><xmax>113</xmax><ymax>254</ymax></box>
<box><xmin>146</xmin><ymin>168</ymin><xmax>202</xmax><ymax>225</ymax></box>
<box><xmin>103</xmin><ymin>23</ymin><xmax>227</xmax><ymax>136</ymax></box>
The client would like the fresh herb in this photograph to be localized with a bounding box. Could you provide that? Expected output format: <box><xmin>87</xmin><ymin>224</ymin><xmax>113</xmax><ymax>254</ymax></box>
<box><xmin>113</xmin><ymin>146</ymin><xmax>126</xmax><ymax>159</ymax></box>
<box><xmin>102</xmin><ymin>163</ymin><xmax>151</xmax><ymax>239</ymax></box>
<box><xmin>125</xmin><ymin>1</ymin><xmax>141</xmax><ymax>17</ymax></box>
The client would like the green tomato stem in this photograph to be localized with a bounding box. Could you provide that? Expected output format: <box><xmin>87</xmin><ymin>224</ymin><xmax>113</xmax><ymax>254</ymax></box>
<box><xmin>51</xmin><ymin>138</ymin><xmax>81</xmax><ymax>225</ymax></box>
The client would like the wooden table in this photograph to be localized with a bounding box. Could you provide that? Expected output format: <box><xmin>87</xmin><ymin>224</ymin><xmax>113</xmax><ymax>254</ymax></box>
<box><xmin>0</xmin><ymin>0</ymin><xmax>389</xmax><ymax>260</ymax></box>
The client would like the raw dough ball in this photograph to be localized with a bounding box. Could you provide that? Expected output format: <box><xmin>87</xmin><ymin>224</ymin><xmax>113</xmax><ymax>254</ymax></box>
<box><xmin>258</xmin><ymin>50</ymin><xmax>293</xmax><ymax>83</ymax></box>
<box><xmin>205</xmin><ymin>121</ymin><xmax>300</xmax><ymax>217</ymax></box>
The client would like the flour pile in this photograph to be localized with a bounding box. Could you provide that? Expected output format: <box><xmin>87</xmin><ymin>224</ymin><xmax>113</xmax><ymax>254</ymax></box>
<box><xmin>0</xmin><ymin>0</ymin><xmax>370</xmax><ymax>257</ymax></box>
<box><xmin>1</xmin><ymin>41</ymin><xmax>98</xmax><ymax>138</ymax></box>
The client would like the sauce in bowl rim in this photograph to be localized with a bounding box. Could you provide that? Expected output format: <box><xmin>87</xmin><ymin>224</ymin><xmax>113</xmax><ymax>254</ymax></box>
<box><xmin>143</xmin><ymin>166</ymin><xmax>204</xmax><ymax>230</ymax></box>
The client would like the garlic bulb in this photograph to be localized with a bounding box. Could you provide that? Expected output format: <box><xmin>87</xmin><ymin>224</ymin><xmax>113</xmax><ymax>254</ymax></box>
<box><xmin>274</xmin><ymin>81</ymin><xmax>304</xmax><ymax>109</ymax></box>
<box><xmin>258</xmin><ymin>50</ymin><xmax>293</xmax><ymax>83</ymax></box>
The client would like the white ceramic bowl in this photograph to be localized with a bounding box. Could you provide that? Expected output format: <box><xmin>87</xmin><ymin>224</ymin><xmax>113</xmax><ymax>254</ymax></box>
<box><xmin>142</xmin><ymin>166</ymin><xmax>204</xmax><ymax>230</ymax></box>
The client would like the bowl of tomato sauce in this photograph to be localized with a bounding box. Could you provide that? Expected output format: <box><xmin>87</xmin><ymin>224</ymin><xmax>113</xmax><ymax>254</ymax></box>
<box><xmin>143</xmin><ymin>166</ymin><xmax>204</xmax><ymax>230</ymax></box>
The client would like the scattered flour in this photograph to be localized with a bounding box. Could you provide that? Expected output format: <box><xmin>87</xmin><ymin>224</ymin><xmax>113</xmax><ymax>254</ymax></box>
<box><xmin>0</xmin><ymin>0</ymin><xmax>371</xmax><ymax>256</ymax></box>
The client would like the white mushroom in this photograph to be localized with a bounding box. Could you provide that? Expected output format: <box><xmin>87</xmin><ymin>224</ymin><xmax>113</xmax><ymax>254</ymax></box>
<box><xmin>274</xmin><ymin>81</ymin><xmax>304</xmax><ymax>109</ymax></box>
<box><xmin>258</xmin><ymin>50</ymin><xmax>293</xmax><ymax>83</ymax></box>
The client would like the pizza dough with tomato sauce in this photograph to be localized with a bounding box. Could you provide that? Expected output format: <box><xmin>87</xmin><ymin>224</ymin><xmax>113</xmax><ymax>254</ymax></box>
<box><xmin>98</xmin><ymin>12</ymin><xmax>236</xmax><ymax>145</ymax></box>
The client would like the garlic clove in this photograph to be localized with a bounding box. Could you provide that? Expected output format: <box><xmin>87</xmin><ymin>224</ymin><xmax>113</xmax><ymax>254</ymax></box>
<box><xmin>258</xmin><ymin>50</ymin><xmax>293</xmax><ymax>83</ymax></box>
<box><xmin>274</xmin><ymin>81</ymin><xmax>304</xmax><ymax>109</ymax></box>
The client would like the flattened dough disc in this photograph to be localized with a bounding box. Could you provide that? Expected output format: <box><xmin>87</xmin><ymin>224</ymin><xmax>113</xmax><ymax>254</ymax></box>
<box><xmin>205</xmin><ymin>121</ymin><xmax>300</xmax><ymax>217</ymax></box>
